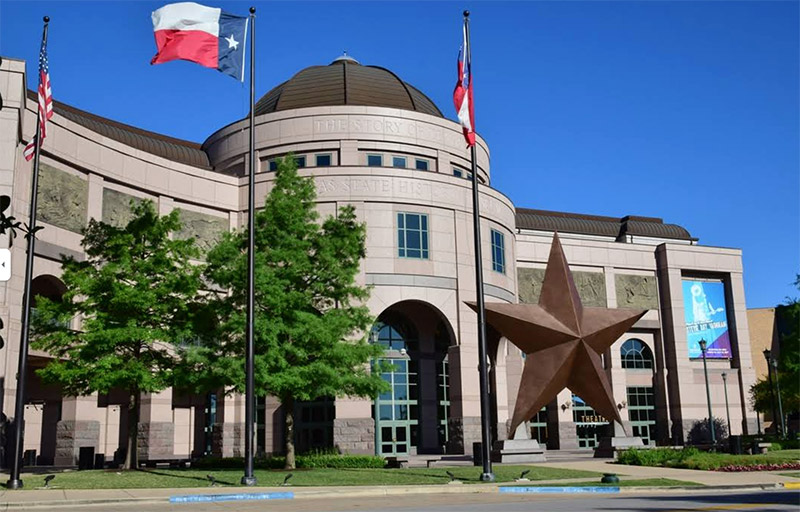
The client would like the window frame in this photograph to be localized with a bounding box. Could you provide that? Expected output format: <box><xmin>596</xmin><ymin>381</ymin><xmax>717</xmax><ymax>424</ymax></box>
<box><xmin>367</xmin><ymin>154</ymin><xmax>383</xmax><ymax>167</ymax></box>
<box><xmin>397</xmin><ymin>212</ymin><xmax>429</xmax><ymax>260</ymax></box>
<box><xmin>315</xmin><ymin>153</ymin><xmax>332</xmax><ymax>167</ymax></box>
<box><xmin>392</xmin><ymin>156</ymin><xmax>407</xmax><ymax>169</ymax></box>
<box><xmin>415</xmin><ymin>159</ymin><xmax>429</xmax><ymax>171</ymax></box>
<box><xmin>294</xmin><ymin>155</ymin><xmax>306</xmax><ymax>169</ymax></box>
<box><xmin>620</xmin><ymin>339</ymin><xmax>654</xmax><ymax>370</ymax></box>
<box><xmin>491</xmin><ymin>229</ymin><xmax>506</xmax><ymax>274</ymax></box>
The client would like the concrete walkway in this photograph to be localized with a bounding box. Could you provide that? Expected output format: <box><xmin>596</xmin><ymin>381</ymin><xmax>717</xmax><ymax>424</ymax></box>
<box><xmin>0</xmin><ymin>463</ymin><xmax>797</xmax><ymax>510</ymax></box>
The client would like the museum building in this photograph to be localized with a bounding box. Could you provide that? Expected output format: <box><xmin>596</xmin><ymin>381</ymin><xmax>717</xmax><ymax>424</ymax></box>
<box><xmin>0</xmin><ymin>55</ymin><xmax>758</xmax><ymax>465</ymax></box>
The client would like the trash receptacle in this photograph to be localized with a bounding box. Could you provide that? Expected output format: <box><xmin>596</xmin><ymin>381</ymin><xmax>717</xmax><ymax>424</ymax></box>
<box><xmin>94</xmin><ymin>453</ymin><xmax>105</xmax><ymax>469</ymax></box>
<box><xmin>23</xmin><ymin>449</ymin><xmax>36</xmax><ymax>467</ymax></box>
<box><xmin>728</xmin><ymin>435</ymin><xmax>742</xmax><ymax>455</ymax></box>
<box><xmin>79</xmin><ymin>446</ymin><xmax>95</xmax><ymax>470</ymax></box>
<box><xmin>473</xmin><ymin>442</ymin><xmax>482</xmax><ymax>466</ymax></box>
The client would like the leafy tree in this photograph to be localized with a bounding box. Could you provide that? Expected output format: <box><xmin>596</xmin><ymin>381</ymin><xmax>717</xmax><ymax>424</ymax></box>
<box><xmin>31</xmin><ymin>201</ymin><xmax>206</xmax><ymax>469</ymax></box>
<box><xmin>750</xmin><ymin>275</ymin><xmax>800</xmax><ymax>430</ymax></box>
<box><xmin>178</xmin><ymin>157</ymin><xmax>386</xmax><ymax>469</ymax></box>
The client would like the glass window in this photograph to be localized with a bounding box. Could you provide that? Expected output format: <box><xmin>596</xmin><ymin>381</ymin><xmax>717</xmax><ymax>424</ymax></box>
<box><xmin>316</xmin><ymin>154</ymin><xmax>332</xmax><ymax>167</ymax></box>
<box><xmin>415</xmin><ymin>159</ymin><xmax>429</xmax><ymax>171</ymax></box>
<box><xmin>621</xmin><ymin>339</ymin><xmax>654</xmax><ymax>369</ymax></box>
<box><xmin>269</xmin><ymin>160</ymin><xmax>278</xmax><ymax>172</ymax></box>
<box><xmin>367</xmin><ymin>154</ymin><xmax>383</xmax><ymax>167</ymax></box>
<box><xmin>453</xmin><ymin>168</ymin><xmax>463</xmax><ymax>178</ymax></box>
<box><xmin>294</xmin><ymin>156</ymin><xmax>306</xmax><ymax>169</ymax></box>
<box><xmin>393</xmin><ymin>156</ymin><xmax>407</xmax><ymax>168</ymax></box>
<box><xmin>491</xmin><ymin>229</ymin><xmax>505</xmax><ymax>274</ymax></box>
<box><xmin>397</xmin><ymin>212</ymin><xmax>429</xmax><ymax>259</ymax></box>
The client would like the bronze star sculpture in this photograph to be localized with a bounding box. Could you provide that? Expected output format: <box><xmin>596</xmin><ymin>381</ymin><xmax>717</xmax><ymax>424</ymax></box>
<box><xmin>469</xmin><ymin>233</ymin><xmax>647</xmax><ymax>439</ymax></box>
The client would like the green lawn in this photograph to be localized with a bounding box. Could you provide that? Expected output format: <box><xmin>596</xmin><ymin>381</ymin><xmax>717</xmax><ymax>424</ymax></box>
<box><xmin>778</xmin><ymin>471</ymin><xmax>800</xmax><ymax>478</ymax></box>
<box><xmin>6</xmin><ymin>465</ymin><xmax>600</xmax><ymax>490</ymax></box>
<box><xmin>514</xmin><ymin>478</ymin><xmax>703</xmax><ymax>488</ymax></box>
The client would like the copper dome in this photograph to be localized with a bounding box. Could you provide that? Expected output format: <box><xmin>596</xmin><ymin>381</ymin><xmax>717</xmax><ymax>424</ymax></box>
<box><xmin>254</xmin><ymin>56</ymin><xmax>443</xmax><ymax>118</ymax></box>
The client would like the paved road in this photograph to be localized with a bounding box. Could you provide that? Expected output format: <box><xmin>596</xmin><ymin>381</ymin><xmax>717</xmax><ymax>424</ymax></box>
<box><xmin>48</xmin><ymin>490</ymin><xmax>800</xmax><ymax>512</ymax></box>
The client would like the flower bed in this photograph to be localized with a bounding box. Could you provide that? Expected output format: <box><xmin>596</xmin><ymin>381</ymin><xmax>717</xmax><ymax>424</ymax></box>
<box><xmin>717</xmin><ymin>462</ymin><xmax>800</xmax><ymax>472</ymax></box>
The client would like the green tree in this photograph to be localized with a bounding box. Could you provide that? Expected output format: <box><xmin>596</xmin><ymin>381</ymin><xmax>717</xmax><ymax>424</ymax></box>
<box><xmin>178</xmin><ymin>157</ymin><xmax>386</xmax><ymax>469</ymax></box>
<box><xmin>31</xmin><ymin>201</ymin><xmax>206</xmax><ymax>469</ymax></box>
<box><xmin>750</xmin><ymin>275</ymin><xmax>800</xmax><ymax>428</ymax></box>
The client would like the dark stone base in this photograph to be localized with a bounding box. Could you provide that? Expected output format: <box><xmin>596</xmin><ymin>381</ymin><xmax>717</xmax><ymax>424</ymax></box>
<box><xmin>54</xmin><ymin>420</ymin><xmax>100</xmax><ymax>466</ymax></box>
<box><xmin>138</xmin><ymin>422</ymin><xmax>175</xmax><ymax>461</ymax></box>
<box><xmin>491</xmin><ymin>439</ymin><xmax>546</xmax><ymax>463</ymax></box>
<box><xmin>594</xmin><ymin>436</ymin><xmax>646</xmax><ymax>458</ymax></box>
<box><xmin>333</xmin><ymin>418</ymin><xmax>374</xmax><ymax>454</ymax></box>
<box><xmin>447</xmin><ymin>417</ymin><xmax>483</xmax><ymax>455</ymax></box>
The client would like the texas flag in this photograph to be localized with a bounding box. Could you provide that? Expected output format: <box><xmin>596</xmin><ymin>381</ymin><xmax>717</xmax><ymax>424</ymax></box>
<box><xmin>453</xmin><ymin>23</ymin><xmax>475</xmax><ymax>147</ymax></box>
<box><xmin>151</xmin><ymin>2</ymin><xmax>248</xmax><ymax>81</ymax></box>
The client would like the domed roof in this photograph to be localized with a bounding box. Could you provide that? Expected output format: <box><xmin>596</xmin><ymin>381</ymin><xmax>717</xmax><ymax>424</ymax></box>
<box><xmin>254</xmin><ymin>55</ymin><xmax>443</xmax><ymax>118</ymax></box>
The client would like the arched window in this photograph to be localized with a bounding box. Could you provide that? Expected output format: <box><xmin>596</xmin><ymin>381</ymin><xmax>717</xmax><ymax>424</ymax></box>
<box><xmin>370</xmin><ymin>315</ymin><xmax>418</xmax><ymax>352</ymax></box>
<box><xmin>621</xmin><ymin>339</ymin><xmax>654</xmax><ymax>369</ymax></box>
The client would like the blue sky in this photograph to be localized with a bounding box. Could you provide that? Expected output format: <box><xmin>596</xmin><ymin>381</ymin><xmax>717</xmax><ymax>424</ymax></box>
<box><xmin>1</xmin><ymin>1</ymin><xmax>797</xmax><ymax>308</ymax></box>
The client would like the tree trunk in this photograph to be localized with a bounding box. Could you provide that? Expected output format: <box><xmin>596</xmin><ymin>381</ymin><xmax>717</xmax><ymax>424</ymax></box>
<box><xmin>284</xmin><ymin>396</ymin><xmax>295</xmax><ymax>470</ymax></box>
<box><xmin>123</xmin><ymin>389</ymin><xmax>140</xmax><ymax>470</ymax></box>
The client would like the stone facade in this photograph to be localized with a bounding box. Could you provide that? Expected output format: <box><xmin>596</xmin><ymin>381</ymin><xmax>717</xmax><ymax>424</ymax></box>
<box><xmin>137</xmin><ymin>422</ymin><xmax>175</xmax><ymax>461</ymax></box>
<box><xmin>573</xmin><ymin>271</ymin><xmax>607</xmax><ymax>307</ymax></box>
<box><xmin>36</xmin><ymin>164</ymin><xmax>88</xmax><ymax>234</ymax></box>
<box><xmin>517</xmin><ymin>268</ymin><xmax>545</xmax><ymax>304</ymax></box>
<box><xmin>333</xmin><ymin>418</ymin><xmax>374</xmax><ymax>454</ymax></box>
<box><xmin>212</xmin><ymin>422</ymin><xmax>244</xmax><ymax>458</ymax></box>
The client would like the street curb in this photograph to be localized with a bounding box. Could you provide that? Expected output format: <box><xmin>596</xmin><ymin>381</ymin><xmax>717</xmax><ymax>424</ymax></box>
<box><xmin>0</xmin><ymin>482</ymin><xmax>793</xmax><ymax>509</ymax></box>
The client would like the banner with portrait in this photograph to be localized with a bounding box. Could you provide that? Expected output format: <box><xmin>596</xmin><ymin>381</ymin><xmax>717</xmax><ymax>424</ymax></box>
<box><xmin>683</xmin><ymin>279</ymin><xmax>732</xmax><ymax>359</ymax></box>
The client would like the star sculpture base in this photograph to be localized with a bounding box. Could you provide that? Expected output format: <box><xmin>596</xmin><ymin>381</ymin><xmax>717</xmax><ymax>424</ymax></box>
<box><xmin>468</xmin><ymin>232</ymin><xmax>648</xmax><ymax>439</ymax></box>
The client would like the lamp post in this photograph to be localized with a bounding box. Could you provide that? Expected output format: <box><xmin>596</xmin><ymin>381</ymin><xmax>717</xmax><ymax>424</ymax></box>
<box><xmin>772</xmin><ymin>358</ymin><xmax>786</xmax><ymax>439</ymax></box>
<box><xmin>698</xmin><ymin>339</ymin><xmax>715</xmax><ymax>445</ymax></box>
<box><xmin>763</xmin><ymin>349</ymin><xmax>780</xmax><ymax>437</ymax></box>
<box><xmin>721</xmin><ymin>372</ymin><xmax>731</xmax><ymax>438</ymax></box>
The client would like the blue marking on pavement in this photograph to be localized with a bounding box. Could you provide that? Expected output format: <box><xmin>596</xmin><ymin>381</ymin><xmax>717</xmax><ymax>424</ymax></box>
<box><xmin>169</xmin><ymin>492</ymin><xmax>294</xmax><ymax>503</ymax></box>
<box><xmin>499</xmin><ymin>486</ymin><xmax>620</xmax><ymax>494</ymax></box>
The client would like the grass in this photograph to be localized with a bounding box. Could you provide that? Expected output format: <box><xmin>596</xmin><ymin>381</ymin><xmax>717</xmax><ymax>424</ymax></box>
<box><xmin>617</xmin><ymin>448</ymin><xmax>800</xmax><ymax>471</ymax></box>
<box><xmin>6</xmin><ymin>465</ymin><xmax>600</xmax><ymax>490</ymax></box>
<box><xmin>511</xmin><ymin>478</ymin><xmax>703</xmax><ymax>488</ymax></box>
<box><xmin>778</xmin><ymin>471</ymin><xmax>800</xmax><ymax>478</ymax></box>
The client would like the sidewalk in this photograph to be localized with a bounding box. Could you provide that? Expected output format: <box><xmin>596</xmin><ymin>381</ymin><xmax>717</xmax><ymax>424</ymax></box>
<box><xmin>0</xmin><ymin>463</ymin><xmax>797</xmax><ymax>510</ymax></box>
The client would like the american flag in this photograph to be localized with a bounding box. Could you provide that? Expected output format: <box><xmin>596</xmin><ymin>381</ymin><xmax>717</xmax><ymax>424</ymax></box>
<box><xmin>23</xmin><ymin>36</ymin><xmax>53</xmax><ymax>162</ymax></box>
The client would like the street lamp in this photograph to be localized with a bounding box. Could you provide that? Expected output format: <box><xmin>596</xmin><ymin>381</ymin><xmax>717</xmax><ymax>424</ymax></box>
<box><xmin>771</xmin><ymin>358</ymin><xmax>786</xmax><ymax>439</ymax></box>
<box><xmin>721</xmin><ymin>373</ymin><xmax>731</xmax><ymax>438</ymax></box>
<box><xmin>763</xmin><ymin>349</ymin><xmax>780</xmax><ymax>437</ymax></box>
<box><xmin>698</xmin><ymin>339</ymin><xmax>715</xmax><ymax>445</ymax></box>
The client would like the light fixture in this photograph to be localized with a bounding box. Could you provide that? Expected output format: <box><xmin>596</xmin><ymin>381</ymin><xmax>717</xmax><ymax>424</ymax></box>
<box><xmin>617</xmin><ymin>401</ymin><xmax>627</xmax><ymax>410</ymax></box>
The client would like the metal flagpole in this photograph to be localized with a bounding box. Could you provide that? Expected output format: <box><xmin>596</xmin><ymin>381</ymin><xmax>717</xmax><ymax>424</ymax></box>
<box><xmin>463</xmin><ymin>10</ymin><xmax>494</xmax><ymax>483</ymax></box>
<box><xmin>241</xmin><ymin>6</ymin><xmax>257</xmax><ymax>487</ymax></box>
<box><xmin>7</xmin><ymin>16</ymin><xmax>49</xmax><ymax>491</ymax></box>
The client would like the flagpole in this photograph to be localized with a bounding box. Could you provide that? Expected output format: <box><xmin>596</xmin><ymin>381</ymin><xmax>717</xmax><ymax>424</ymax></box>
<box><xmin>463</xmin><ymin>10</ymin><xmax>495</xmax><ymax>483</ymax></box>
<box><xmin>7</xmin><ymin>16</ymin><xmax>49</xmax><ymax>491</ymax></box>
<box><xmin>241</xmin><ymin>6</ymin><xmax>257</xmax><ymax>487</ymax></box>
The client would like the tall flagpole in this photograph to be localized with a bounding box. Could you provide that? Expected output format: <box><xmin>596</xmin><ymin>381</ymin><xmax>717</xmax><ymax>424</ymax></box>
<box><xmin>7</xmin><ymin>16</ymin><xmax>49</xmax><ymax>491</ymax></box>
<box><xmin>241</xmin><ymin>5</ymin><xmax>257</xmax><ymax>487</ymax></box>
<box><xmin>464</xmin><ymin>10</ymin><xmax>494</xmax><ymax>483</ymax></box>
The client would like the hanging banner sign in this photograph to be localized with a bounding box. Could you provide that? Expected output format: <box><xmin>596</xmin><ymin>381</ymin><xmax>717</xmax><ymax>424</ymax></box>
<box><xmin>683</xmin><ymin>279</ymin><xmax>732</xmax><ymax>359</ymax></box>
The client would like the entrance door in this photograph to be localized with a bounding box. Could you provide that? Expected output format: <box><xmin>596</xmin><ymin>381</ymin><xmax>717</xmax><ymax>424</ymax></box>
<box><xmin>203</xmin><ymin>393</ymin><xmax>217</xmax><ymax>456</ymax></box>
<box><xmin>572</xmin><ymin>395</ymin><xmax>609</xmax><ymax>449</ymax></box>
<box><xmin>375</xmin><ymin>359</ymin><xmax>417</xmax><ymax>456</ymax></box>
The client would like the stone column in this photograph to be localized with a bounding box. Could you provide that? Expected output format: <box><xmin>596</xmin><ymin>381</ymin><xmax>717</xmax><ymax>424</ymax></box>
<box><xmin>333</xmin><ymin>397</ymin><xmax>373</xmax><ymax>455</ymax></box>
<box><xmin>138</xmin><ymin>389</ymin><xmax>174</xmax><ymax>462</ymax></box>
<box><xmin>554</xmin><ymin>389</ymin><xmax>578</xmax><ymax>450</ymax></box>
<box><xmin>55</xmin><ymin>395</ymin><xmax>101</xmax><ymax>466</ymax></box>
<box><xmin>213</xmin><ymin>392</ymin><xmax>245</xmax><ymax>457</ymax></box>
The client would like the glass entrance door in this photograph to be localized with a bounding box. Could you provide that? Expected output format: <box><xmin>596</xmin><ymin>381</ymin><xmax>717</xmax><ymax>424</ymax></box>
<box><xmin>375</xmin><ymin>359</ymin><xmax>417</xmax><ymax>456</ymax></box>
<box><xmin>572</xmin><ymin>395</ymin><xmax>609</xmax><ymax>449</ymax></box>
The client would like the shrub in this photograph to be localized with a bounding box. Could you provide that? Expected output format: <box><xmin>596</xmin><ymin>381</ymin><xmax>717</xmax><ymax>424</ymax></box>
<box><xmin>688</xmin><ymin>417</ymin><xmax>728</xmax><ymax>445</ymax></box>
<box><xmin>617</xmin><ymin>447</ymin><xmax>699</xmax><ymax>467</ymax></box>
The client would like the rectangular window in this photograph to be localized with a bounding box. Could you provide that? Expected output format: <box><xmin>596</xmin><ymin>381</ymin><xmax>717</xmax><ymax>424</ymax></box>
<box><xmin>397</xmin><ymin>212</ymin><xmax>429</xmax><ymax>259</ymax></box>
<box><xmin>415</xmin><ymin>159</ymin><xmax>429</xmax><ymax>171</ymax></box>
<box><xmin>491</xmin><ymin>229</ymin><xmax>505</xmax><ymax>274</ymax></box>
<box><xmin>453</xmin><ymin>168</ymin><xmax>463</xmax><ymax>178</ymax></box>
<box><xmin>269</xmin><ymin>160</ymin><xmax>278</xmax><ymax>172</ymax></box>
<box><xmin>392</xmin><ymin>156</ymin><xmax>407</xmax><ymax>168</ymax></box>
<box><xmin>315</xmin><ymin>154</ymin><xmax>332</xmax><ymax>167</ymax></box>
<box><xmin>367</xmin><ymin>154</ymin><xmax>383</xmax><ymax>167</ymax></box>
<box><xmin>294</xmin><ymin>156</ymin><xmax>306</xmax><ymax>168</ymax></box>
